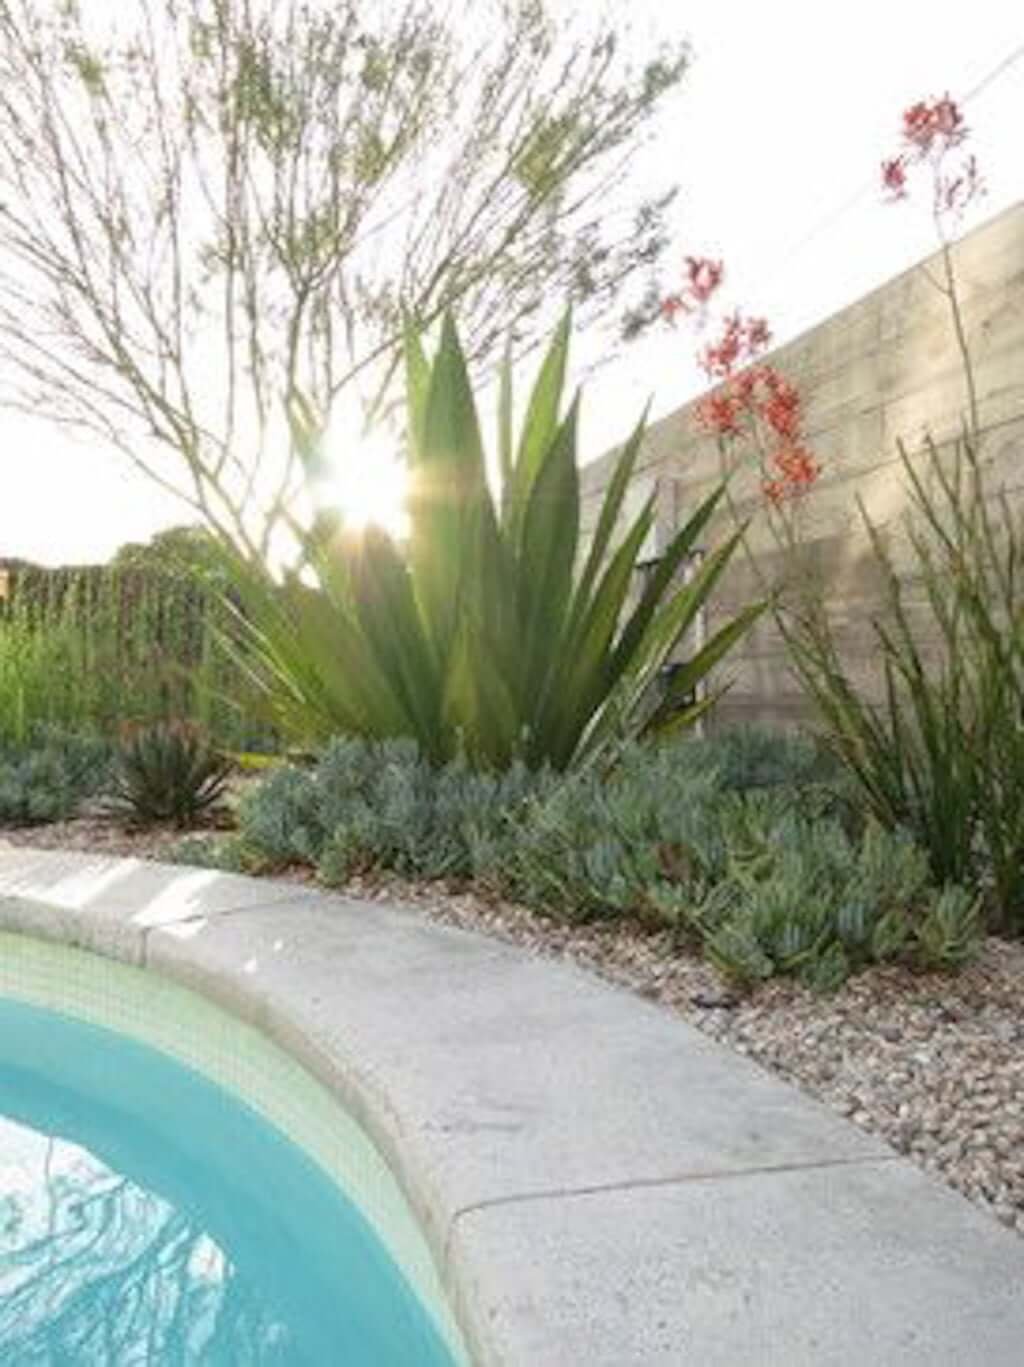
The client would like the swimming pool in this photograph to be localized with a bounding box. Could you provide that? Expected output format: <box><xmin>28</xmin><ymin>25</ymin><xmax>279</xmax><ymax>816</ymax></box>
<box><xmin>0</xmin><ymin>934</ymin><xmax>468</xmax><ymax>1366</ymax></box>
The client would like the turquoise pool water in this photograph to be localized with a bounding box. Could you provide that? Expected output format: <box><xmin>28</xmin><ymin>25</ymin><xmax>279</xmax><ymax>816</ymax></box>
<box><xmin>0</xmin><ymin>996</ymin><xmax>458</xmax><ymax>1365</ymax></box>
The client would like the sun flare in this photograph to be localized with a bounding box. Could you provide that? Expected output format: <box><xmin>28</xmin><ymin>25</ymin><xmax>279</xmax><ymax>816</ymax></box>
<box><xmin>319</xmin><ymin>422</ymin><xmax>410</xmax><ymax>541</ymax></box>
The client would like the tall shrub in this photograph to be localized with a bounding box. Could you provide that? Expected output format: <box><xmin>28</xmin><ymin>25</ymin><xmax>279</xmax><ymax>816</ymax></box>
<box><xmin>0</xmin><ymin>565</ymin><xmax>250</xmax><ymax>749</ymax></box>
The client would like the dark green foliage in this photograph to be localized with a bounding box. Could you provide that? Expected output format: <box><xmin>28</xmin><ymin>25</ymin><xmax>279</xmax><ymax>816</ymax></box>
<box><xmin>110</xmin><ymin>526</ymin><xmax>228</xmax><ymax>583</ymax></box>
<box><xmin>0</xmin><ymin>726</ymin><xmax>111</xmax><ymax>825</ymax></box>
<box><xmin>108</xmin><ymin>722</ymin><xmax>233</xmax><ymax>828</ymax></box>
<box><xmin>682</xmin><ymin>725</ymin><xmax>841</xmax><ymax>792</ymax></box>
<box><xmin>0</xmin><ymin>561</ymin><xmax>264</xmax><ymax>752</ymax></box>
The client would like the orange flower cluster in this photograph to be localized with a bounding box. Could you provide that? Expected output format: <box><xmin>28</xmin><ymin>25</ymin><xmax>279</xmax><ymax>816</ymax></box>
<box><xmin>882</xmin><ymin>94</ymin><xmax>983</xmax><ymax>219</ymax></box>
<box><xmin>660</xmin><ymin>258</ymin><xmax>820</xmax><ymax>506</ymax></box>
<box><xmin>695</xmin><ymin>359</ymin><xmax>820</xmax><ymax>505</ymax></box>
<box><xmin>661</xmin><ymin>255</ymin><xmax>725</xmax><ymax>322</ymax></box>
<box><xmin>660</xmin><ymin>253</ymin><xmax>821</xmax><ymax>506</ymax></box>
<box><xmin>762</xmin><ymin>446</ymin><xmax>821</xmax><ymax>506</ymax></box>
<box><xmin>902</xmin><ymin>95</ymin><xmax>966</xmax><ymax>154</ymax></box>
<box><xmin>698</xmin><ymin>312</ymin><xmax>772</xmax><ymax>381</ymax></box>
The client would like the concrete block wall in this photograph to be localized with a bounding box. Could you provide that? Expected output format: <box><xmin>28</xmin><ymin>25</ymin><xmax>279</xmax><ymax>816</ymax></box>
<box><xmin>581</xmin><ymin>201</ymin><xmax>1024</xmax><ymax>728</ymax></box>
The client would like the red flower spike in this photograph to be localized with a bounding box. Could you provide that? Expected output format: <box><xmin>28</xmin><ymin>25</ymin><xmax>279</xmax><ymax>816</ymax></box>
<box><xmin>761</xmin><ymin>391</ymin><xmax>801</xmax><ymax>442</ymax></box>
<box><xmin>884</xmin><ymin>93</ymin><xmax>979</xmax><ymax>222</ymax></box>
<box><xmin>758</xmin><ymin>441</ymin><xmax>821</xmax><ymax>506</ymax></box>
<box><xmin>773</xmin><ymin>444</ymin><xmax>820</xmax><ymax>484</ymax></box>
<box><xmin>901</xmin><ymin>95</ymin><xmax>966</xmax><ymax>155</ymax></box>
<box><xmin>882</xmin><ymin>157</ymin><xmax>908</xmax><ymax>199</ymax></box>
<box><xmin>902</xmin><ymin>100</ymin><xmax>936</xmax><ymax>152</ymax></box>
<box><xmin>931</xmin><ymin>94</ymin><xmax>966</xmax><ymax>145</ymax></box>
<box><xmin>699</xmin><ymin>313</ymin><xmax>773</xmax><ymax>380</ymax></box>
<box><xmin>745</xmin><ymin>317</ymin><xmax>772</xmax><ymax>353</ymax></box>
<box><xmin>699</xmin><ymin>314</ymin><xmax>743</xmax><ymax>379</ymax></box>
<box><xmin>658</xmin><ymin>248</ymin><xmax>822</xmax><ymax>504</ymax></box>
<box><xmin>733</xmin><ymin>365</ymin><xmax>766</xmax><ymax>404</ymax></box>
<box><xmin>696</xmin><ymin>391</ymin><xmax>743</xmax><ymax>438</ymax></box>
<box><xmin>684</xmin><ymin>256</ymin><xmax>724</xmax><ymax>304</ymax></box>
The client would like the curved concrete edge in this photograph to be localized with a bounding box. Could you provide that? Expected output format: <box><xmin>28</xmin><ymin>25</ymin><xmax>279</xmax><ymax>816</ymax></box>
<box><xmin>1</xmin><ymin>847</ymin><xmax>1024</xmax><ymax>1365</ymax></box>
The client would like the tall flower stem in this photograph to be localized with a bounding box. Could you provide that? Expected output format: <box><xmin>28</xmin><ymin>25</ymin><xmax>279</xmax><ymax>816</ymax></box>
<box><xmin>936</xmin><ymin>228</ymin><xmax>981</xmax><ymax>444</ymax></box>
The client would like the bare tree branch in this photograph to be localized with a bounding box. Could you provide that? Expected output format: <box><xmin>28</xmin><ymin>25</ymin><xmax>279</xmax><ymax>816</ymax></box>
<box><xmin>0</xmin><ymin>0</ymin><xmax>689</xmax><ymax>555</ymax></box>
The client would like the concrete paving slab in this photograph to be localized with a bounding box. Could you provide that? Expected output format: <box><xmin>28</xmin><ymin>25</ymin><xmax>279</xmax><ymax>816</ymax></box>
<box><xmin>0</xmin><ymin>848</ymin><xmax>318</xmax><ymax>961</ymax></box>
<box><xmin>449</xmin><ymin>1158</ymin><xmax>1024</xmax><ymax>1366</ymax></box>
<box><xmin>145</xmin><ymin>896</ymin><xmax>892</xmax><ymax>1252</ymax></box>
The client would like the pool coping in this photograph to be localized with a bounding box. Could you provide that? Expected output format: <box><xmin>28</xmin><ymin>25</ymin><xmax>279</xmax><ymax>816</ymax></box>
<box><xmin>1</xmin><ymin>846</ymin><xmax>1024</xmax><ymax>1365</ymax></box>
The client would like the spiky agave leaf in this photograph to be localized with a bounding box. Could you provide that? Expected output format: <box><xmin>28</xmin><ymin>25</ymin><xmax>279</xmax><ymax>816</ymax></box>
<box><xmin>211</xmin><ymin>310</ymin><xmax>764</xmax><ymax>770</ymax></box>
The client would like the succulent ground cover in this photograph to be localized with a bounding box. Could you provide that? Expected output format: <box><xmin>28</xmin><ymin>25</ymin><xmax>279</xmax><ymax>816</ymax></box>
<box><xmin>151</xmin><ymin>731</ymin><xmax>982</xmax><ymax>991</ymax></box>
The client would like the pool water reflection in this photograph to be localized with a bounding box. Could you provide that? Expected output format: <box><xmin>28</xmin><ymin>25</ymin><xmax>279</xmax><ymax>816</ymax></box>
<box><xmin>0</xmin><ymin>998</ymin><xmax>456</xmax><ymax>1366</ymax></box>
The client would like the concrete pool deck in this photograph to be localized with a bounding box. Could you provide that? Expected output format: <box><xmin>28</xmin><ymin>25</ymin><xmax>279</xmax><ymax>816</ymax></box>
<box><xmin>0</xmin><ymin>847</ymin><xmax>1022</xmax><ymax>1365</ymax></box>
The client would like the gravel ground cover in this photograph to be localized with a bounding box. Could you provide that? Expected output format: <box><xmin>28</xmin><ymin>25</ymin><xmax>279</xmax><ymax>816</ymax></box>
<box><xmin>2</xmin><ymin>814</ymin><xmax>1023</xmax><ymax>1239</ymax></box>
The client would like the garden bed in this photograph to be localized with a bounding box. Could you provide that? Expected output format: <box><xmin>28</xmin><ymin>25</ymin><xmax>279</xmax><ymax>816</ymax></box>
<box><xmin>2</xmin><ymin>811</ymin><xmax>1022</xmax><ymax>1242</ymax></box>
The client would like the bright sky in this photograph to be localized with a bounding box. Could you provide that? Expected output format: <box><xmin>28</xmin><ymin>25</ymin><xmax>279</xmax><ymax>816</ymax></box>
<box><xmin>2</xmin><ymin>1</ymin><xmax>1022</xmax><ymax>565</ymax></box>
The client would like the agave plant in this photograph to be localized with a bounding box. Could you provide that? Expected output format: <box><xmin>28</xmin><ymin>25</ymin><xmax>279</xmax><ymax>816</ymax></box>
<box><xmin>108</xmin><ymin>721</ymin><xmax>233</xmax><ymax>827</ymax></box>
<box><xmin>216</xmin><ymin>312</ymin><xmax>765</xmax><ymax>770</ymax></box>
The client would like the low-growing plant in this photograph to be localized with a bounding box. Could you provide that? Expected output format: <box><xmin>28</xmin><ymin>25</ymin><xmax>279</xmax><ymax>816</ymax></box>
<box><xmin>236</xmin><ymin>736</ymin><xmax>551</xmax><ymax>882</ymax></box>
<box><xmin>486</xmin><ymin>747</ymin><xmax>727</xmax><ymax>920</ymax></box>
<box><xmin>469</xmin><ymin>741</ymin><xmax>980</xmax><ymax>985</ymax></box>
<box><xmin>0</xmin><ymin>726</ymin><xmax>111</xmax><ymax>825</ymax></box>
<box><xmin>224</xmin><ymin>727</ymin><xmax>979</xmax><ymax>992</ymax></box>
<box><xmin>689</xmin><ymin>808</ymin><xmax>980</xmax><ymax>990</ymax></box>
<box><xmin>236</xmin><ymin>764</ymin><xmax>324</xmax><ymax>867</ymax></box>
<box><xmin>319</xmin><ymin>746</ymin><xmax>549</xmax><ymax>885</ymax></box>
<box><xmin>682</xmin><ymin>724</ymin><xmax>841</xmax><ymax>792</ymax></box>
<box><xmin>107</xmin><ymin>721</ymin><xmax>233</xmax><ymax>828</ymax></box>
<box><xmin>164</xmin><ymin>832</ymin><xmax>249</xmax><ymax>873</ymax></box>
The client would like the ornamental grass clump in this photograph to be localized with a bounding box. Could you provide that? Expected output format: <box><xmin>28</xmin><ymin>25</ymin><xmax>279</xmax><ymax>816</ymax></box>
<box><xmin>778</xmin><ymin>94</ymin><xmax>1024</xmax><ymax>933</ymax></box>
<box><xmin>214</xmin><ymin>312</ymin><xmax>765</xmax><ymax>771</ymax></box>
